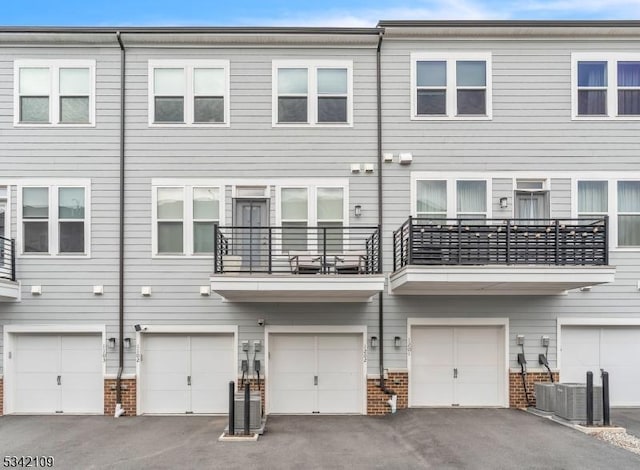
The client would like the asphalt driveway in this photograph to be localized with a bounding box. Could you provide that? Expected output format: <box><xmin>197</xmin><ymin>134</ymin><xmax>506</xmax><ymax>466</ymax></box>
<box><xmin>612</xmin><ymin>408</ymin><xmax>640</xmax><ymax>438</ymax></box>
<box><xmin>1</xmin><ymin>409</ymin><xmax>638</xmax><ymax>469</ymax></box>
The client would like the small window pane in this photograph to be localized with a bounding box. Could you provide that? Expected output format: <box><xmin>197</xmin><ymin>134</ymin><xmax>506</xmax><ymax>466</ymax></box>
<box><xmin>278</xmin><ymin>68</ymin><xmax>308</xmax><ymax>94</ymax></box>
<box><xmin>157</xmin><ymin>188</ymin><xmax>183</xmax><ymax>219</ymax></box>
<box><xmin>416</xmin><ymin>61</ymin><xmax>446</xmax><ymax>87</ymax></box>
<box><xmin>59</xmin><ymin>187</ymin><xmax>85</xmax><ymax>219</ymax></box>
<box><xmin>282</xmin><ymin>222</ymin><xmax>308</xmax><ymax>252</ymax></box>
<box><xmin>618</xmin><ymin>61</ymin><xmax>640</xmax><ymax>87</ymax></box>
<box><xmin>318</xmin><ymin>221</ymin><xmax>343</xmax><ymax>253</ymax></box>
<box><xmin>417</xmin><ymin>181</ymin><xmax>446</xmax><ymax>213</ymax></box>
<box><xmin>457</xmin><ymin>181</ymin><xmax>486</xmax><ymax>213</ymax></box>
<box><xmin>619</xmin><ymin>216</ymin><xmax>640</xmax><ymax>246</ymax></box>
<box><xmin>59</xmin><ymin>221</ymin><xmax>84</xmax><ymax>253</ymax></box>
<box><xmin>194</xmin><ymin>221</ymin><xmax>215</xmax><ymax>253</ymax></box>
<box><xmin>282</xmin><ymin>188</ymin><xmax>307</xmax><ymax>220</ymax></box>
<box><xmin>578</xmin><ymin>181</ymin><xmax>607</xmax><ymax>213</ymax></box>
<box><xmin>318</xmin><ymin>97</ymin><xmax>347</xmax><ymax>122</ymax></box>
<box><xmin>618</xmin><ymin>90</ymin><xmax>640</xmax><ymax>115</ymax></box>
<box><xmin>618</xmin><ymin>181</ymin><xmax>640</xmax><ymax>212</ymax></box>
<box><xmin>317</xmin><ymin>188</ymin><xmax>343</xmax><ymax>220</ymax></box>
<box><xmin>578</xmin><ymin>90</ymin><xmax>606</xmax><ymax>115</ymax></box>
<box><xmin>318</xmin><ymin>68</ymin><xmax>347</xmax><ymax>94</ymax></box>
<box><xmin>578</xmin><ymin>61</ymin><xmax>607</xmax><ymax>87</ymax></box>
<box><xmin>194</xmin><ymin>68</ymin><xmax>225</xmax><ymax>95</ymax></box>
<box><xmin>59</xmin><ymin>68</ymin><xmax>90</xmax><ymax>95</ymax></box>
<box><xmin>23</xmin><ymin>221</ymin><xmax>48</xmax><ymax>253</ymax></box>
<box><xmin>20</xmin><ymin>97</ymin><xmax>49</xmax><ymax>122</ymax></box>
<box><xmin>193</xmin><ymin>187</ymin><xmax>219</xmax><ymax>220</ymax></box>
<box><xmin>60</xmin><ymin>97</ymin><xmax>89</xmax><ymax>123</ymax></box>
<box><xmin>155</xmin><ymin>97</ymin><xmax>184</xmax><ymax>122</ymax></box>
<box><xmin>417</xmin><ymin>90</ymin><xmax>446</xmax><ymax>115</ymax></box>
<box><xmin>457</xmin><ymin>61</ymin><xmax>486</xmax><ymax>87</ymax></box>
<box><xmin>20</xmin><ymin>68</ymin><xmax>50</xmax><ymax>94</ymax></box>
<box><xmin>278</xmin><ymin>97</ymin><xmax>307</xmax><ymax>123</ymax></box>
<box><xmin>194</xmin><ymin>97</ymin><xmax>224</xmax><ymax>123</ymax></box>
<box><xmin>154</xmin><ymin>68</ymin><xmax>184</xmax><ymax>95</ymax></box>
<box><xmin>23</xmin><ymin>187</ymin><xmax>49</xmax><ymax>218</ymax></box>
<box><xmin>457</xmin><ymin>90</ymin><xmax>486</xmax><ymax>115</ymax></box>
<box><xmin>158</xmin><ymin>222</ymin><xmax>183</xmax><ymax>253</ymax></box>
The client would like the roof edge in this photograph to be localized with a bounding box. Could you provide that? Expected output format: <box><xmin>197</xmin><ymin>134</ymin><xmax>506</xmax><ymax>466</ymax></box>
<box><xmin>0</xmin><ymin>26</ymin><xmax>382</xmax><ymax>35</ymax></box>
<box><xmin>377</xmin><ymin>20</ymin><xmax>640</xmax><ymax>28</ymax></box>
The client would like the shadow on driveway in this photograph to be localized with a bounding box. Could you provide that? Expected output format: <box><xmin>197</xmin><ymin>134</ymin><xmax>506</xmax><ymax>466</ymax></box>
<box><xmin>1</xmin><ymin>409</ymin><xmax>639</xmax><ymax>469</ymax></box>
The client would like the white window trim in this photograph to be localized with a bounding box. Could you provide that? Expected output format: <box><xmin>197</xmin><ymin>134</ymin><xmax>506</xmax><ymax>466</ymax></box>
<box><xmin>572</xmin><ymin>176</ymin><xmax>640</xmax><ymax>251</ymax></box>
<box><xmin>16</xmin><ymin>179</ymin><xmax>91</xmax><ymax>258</ymax></box>
<box><xmin>0</xmin><ymin>185</ymin><xmax>11</xmax><ymax>241</ymax></box>
<box><xmin>272</xmin><ymin>60</ymin><xmax>354</xmax><ymax>127</ymax></box>
<box><xmin>410</xmin><ymin>52</ymin><xmax>493</xmax><ymax>121</ymax></box>
<box><xmin>411</xmin><ymin>175</ymin><xmax>492</xmax><ymax>220</ymax></box>
<box><xmin>152</xmin><ymin>182</ymin><xmax>225</xmax><ymax>258</ymax></box>
<box><xmin>571</xmin><ymin>52</ymin><xmax>640</xmax><ymax>120</ymax></box>
<box><xmin>275</xmin><ymin>184</ymin><xmax>349</xmax><ymax>228</ymax></box>
<box><xmin>148</xmin><ymin>60</ymin><xmax>230</xmax><ymax>127</ymax></box>
<box><xmin>13</xmin><ymin>59</ymin><xmax>96</xmax><ymax>127</ymax></box>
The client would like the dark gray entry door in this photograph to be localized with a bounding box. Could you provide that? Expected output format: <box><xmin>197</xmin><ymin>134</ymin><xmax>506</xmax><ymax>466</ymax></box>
<box><xmin>234</xmin><ymin>199</ymin><xmax>269</xmax><ymax>272</ymax></box>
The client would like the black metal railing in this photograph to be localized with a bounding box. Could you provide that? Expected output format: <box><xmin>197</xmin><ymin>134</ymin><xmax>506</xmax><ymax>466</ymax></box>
<box><xmin>0</xmin><ymin>236</ymin><xmax>16</xmax><ymax>282</ymax></box>
<box><xmin>393</xmin><ymin>217</ymin><xmax>609</xmax><ymax>271</ymax></box>
<box><xmin>214</xmin><ymin>225</ymin><xmax>381</xmax><ymax>275</ymax></box>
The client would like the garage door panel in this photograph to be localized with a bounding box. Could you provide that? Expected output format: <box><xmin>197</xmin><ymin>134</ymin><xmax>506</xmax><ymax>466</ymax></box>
<box><xmin>318</xmin><ymin>391</ymin><xmax>360</xmax><ymax>414</ymax></box>
<box><xmin>60</xmin><ymin>349</ymin><xmax>102</xmax><ymax>373</ymax></box>
<box><xmin>16</xmin><ymin>335</ymin><xmax>59</xmax><ymax>350</ymax></box>
<box><xmin>15</xmin><ymin>351</ymin><xmax>59</xmax><ymax>372</ymax></box>
<box><xmin>270</xmin><ymin>349</ymin><xmax>315</xmax><ymax>373</ymax></box>
<box><xmin>318</xmin><ymin>372</ymin><xmax>359</xmax><ymax>390</ymax></box>
<box><xmin>318</xmin><ymin>349</ymin><xmax>360</xmax><ymax>373</ymax></box>
<box><xmin>15</xmin><ymin>390</ymin><xmax>60</xmax><ymax>414</ymax></box>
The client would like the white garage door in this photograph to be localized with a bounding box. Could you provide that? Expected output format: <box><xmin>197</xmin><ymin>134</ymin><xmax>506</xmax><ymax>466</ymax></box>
<box><xmin>140</xmin><ymin>334</ymin><xmax>234</xmax><ymax>414</ymax></box>
<box><xmin>411</xmin><ymin>326</ymin><xmax>505</xmax><ymax>407</ymax></box>
<box><xmin>561</xmin><ymin>326</ymin><xmax>640</xmax><ymax>406</ymax></box>
<box><xmin>12</xmin><ymin>334</ymin><xmax>103</xmax><ymax>414</ymax></box>
<box><xmin>269</xmin><ymin>334</ymin><xmax>363</xmax><ymax>414</ymax></box>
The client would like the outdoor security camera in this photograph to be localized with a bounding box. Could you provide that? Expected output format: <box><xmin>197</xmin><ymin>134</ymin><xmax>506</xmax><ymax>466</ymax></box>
<box><xmin>134</xmin><ymin>324</ymin><xmax>148</xmax><ymax>332</ymax></box>
<box><xmin>257</xmin><ymin>318</ymin><xmax>265</xmax><ymax>327</ymax></box>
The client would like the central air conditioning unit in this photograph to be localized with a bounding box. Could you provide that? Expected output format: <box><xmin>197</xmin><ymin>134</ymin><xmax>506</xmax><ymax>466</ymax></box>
<box><xmin>234</xmin><ymin>392</ymin><xmax>262</xmax><ymax>431</ymax></box>
<box><xmin>555</xmin><ymin>383</ymin><xmax>603</xmax><ymax>422</ymax></box>
<box><xmin>534</xmin><ymin>383</ymin><xmax>557</xmax><ymax>413</ymax></box>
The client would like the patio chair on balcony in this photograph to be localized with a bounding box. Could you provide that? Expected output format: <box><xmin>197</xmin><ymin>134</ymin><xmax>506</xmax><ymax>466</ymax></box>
<box><xmin>289</xmin><ymin>251</ymin><xmax>322</xmax><ymax>274</ymax></box>
<box><xmin>334</xmin><ymin>251</ymin><xmax>368</xmax><ymax>274</ymax></box>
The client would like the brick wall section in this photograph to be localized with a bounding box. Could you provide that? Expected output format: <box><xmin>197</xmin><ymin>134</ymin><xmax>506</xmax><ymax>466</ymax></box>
<box><xmin>367</xmin><ymin>373</ymin><xmax>408</xmax><ymax>415</ymax></box>
<box><xmin>237</xmin><ymin>378</ymin><xmax>266</xmax><ymax>411</ymax></box>
<box><xmin>104</xmin><ymin>379</ymin><xmax>137</xmax><ymax>416</ymax></box>
<box><xmin>509</xmin><ymin>372</ymin><xmax>559</xmax><ymax>408</ymax></box>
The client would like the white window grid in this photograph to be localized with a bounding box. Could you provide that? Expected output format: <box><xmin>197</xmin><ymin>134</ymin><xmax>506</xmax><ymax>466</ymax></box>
<box><xmin>410</xmin><ymin>52</ymin><xmax>492</xmax><ymax>120</ymax></box>
<box><xmin>414</xmin><ymin>178</ymin><xmax>492</xmax><ymax>220</ymax></box>
<box><xmin>272</xmin><ymin>60</ymin><xmax>353</xmax><ymax>127</ymax></box>
<box><xmin>13</xmin><ymin>60</ymin><xmax>96</xmax><ymax>127</ymax></box>
<box><xmin>148</xmin><ymin>60</ymin><xmax>230</xmax><ymax>127</ymax></box>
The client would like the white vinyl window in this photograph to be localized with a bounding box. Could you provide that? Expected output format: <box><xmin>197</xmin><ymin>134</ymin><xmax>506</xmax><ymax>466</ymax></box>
<box><xmin>278</xmin><ymin>185</ymin><xmax>346</xmax><ymax>252</ymax></box>
<box><xmin>618</xmin><ymin>181</ymin><xmax>640</xmax><ymax>247</ymax></box>
<box><xmin>149</xmin><ymin>60</ymin><xmax>230</xmax><ymax>126</ymax></box>
<box><xmin>14</xmin><ymin>60</ymin><xmax>95</xmax><ymax>126</ymax></box>
<box><xmin>154</xmin><ymin>185</ymin><xmax>222</xmax><ymax>256</ymax></box>
<box><xmin>411</xmin><ymin>53</ymin><xmax>492</xmax><ymax>119</ymax></box>
<box><xmin>18</xmin><ymin>182</ymin><xmax>90</xmax><ymax>257</ymax></box>
<box><xmin>577</xmin><ymin>181</ymin><xmax>608</xmax><ymax>220</ymax></box>
<box><xmin>415</xmin><ymin>178</ymin><xmax>490</xmax><ymax>221</ymax></box>
<box><xmin>572</xmin><ymin>53</ymin><xmax>640</xmax><ymax>119</ymax></box>
<box><xmin>273</xmin><ymin>60</ymin><xmax>353</xmax><ymax>126</ymax></box>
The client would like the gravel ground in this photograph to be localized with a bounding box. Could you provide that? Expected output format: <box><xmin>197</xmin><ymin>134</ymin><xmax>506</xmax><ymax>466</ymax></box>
<box><xmin>593</xmin><ymin>430</ymin><xmax>640</xmax><ymax>456</ymax></box>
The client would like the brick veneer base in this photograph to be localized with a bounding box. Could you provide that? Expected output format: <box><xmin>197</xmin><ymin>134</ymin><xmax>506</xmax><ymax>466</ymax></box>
<box><xmin>367</xmin><ymin>373</ymin><xmax>408</xmax><ymax>415</ymax></box>
<box><xmin>104</xmin><ymin>379</ymin><xmax>137</xmax><ymax>416</ymax></box>
<box><xmin>237</xmin><ymin>378</ymin><xmax>266</xmax><ymax>411</ymax></box>
<box><xmin>509</xmin><ymin>371</ymin><xmax>559</xmax><ymax>408</ymax></box>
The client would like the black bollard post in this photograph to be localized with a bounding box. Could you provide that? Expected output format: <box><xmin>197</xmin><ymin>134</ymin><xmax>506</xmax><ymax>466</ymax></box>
<box><xmin>229</xmin><ymin>381</ymin><xmax>235</xmax><ymax>435</ymax></box>
<box><xmin>602</xmin><ymin>371</ymin><xmax>610</xmax><ymax>426</ymax></box>
<box><xmin>586</xmin><ymin>371</ymin><xmax>593</xmax><ymax>426</ymax></box>
<box><xmin>244</xmin><ymin>381</ymin><xmax>250</xmax><ymax>435</ymax></box>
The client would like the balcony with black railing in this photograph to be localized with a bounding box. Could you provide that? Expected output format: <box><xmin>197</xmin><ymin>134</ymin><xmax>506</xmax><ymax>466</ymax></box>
<box><xmin>390</xmin><ymin>217</ymin><xmax>616</xmax><ymax>296</ymax></box>
<box><xmin>210</xmin><ymin>225</ymin><xmax>385</xmax><ymax>302</ymax></box>
<box><xmin>0</xmin><ymin>236</ymin><xmax>19</xmax><ymax>301</ymax></box>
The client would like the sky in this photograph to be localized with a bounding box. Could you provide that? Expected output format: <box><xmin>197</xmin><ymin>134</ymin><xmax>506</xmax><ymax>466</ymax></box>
<box><xmin>2</xmin><ymin>0</ymin><xmax>640</xmax><ymax>27</ymax></box>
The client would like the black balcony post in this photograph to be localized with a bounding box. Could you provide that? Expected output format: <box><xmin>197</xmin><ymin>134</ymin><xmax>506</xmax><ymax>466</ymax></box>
<box><xmin>213</xmin><ymin>224</ymin><xmax>219</xmax><ymax>273</ymax></box>
<box><xmin>586</xmin><ymin>371</ymin><xmax>594</xmax><ymax>427</ymax></box>
<box><xmin>268</xmin><ymin>227</ymin><xmax>273</xmax><ymax>274</ymax></box>
<box><xmin>407</xmin><ymin>216</ymin><xmax>413</xmax><ymax>266</ymax></box>
<box><xmin>377</xmin><ymin>225</ymin><xmax>382</xmax><ymax>274</ymax></box>
<box><xmin>554</xmin><ymin>219</ymin><xmax>560</xmax><ymax>265</ymax></box>
<box><xmin>457</xmin><ymin>221</ymin><xmax>462</xmax><ymax>264</ymax></box>
<box><xmin>322</xmin><ymin>226</ymin><xmax>327</xmax><ymax>273</ymax></box>
<box><xmin>506</xmin><ymin>220</ymin><xmax>511</xmax><ymax>264</ymax></box>
<box><xmin>393</xmin><ymin>229</ymin><xmax>397</xmax><ymax>271</ymax></box>
<box><xmin>11</xmin><ymin>238</ymin><xmax>16</xmax><ymax>282</ymax></box>
<box><xmin>603</xmin><ymin>215</ymin><xmax>609</xmax><ymax>265</ymax></box>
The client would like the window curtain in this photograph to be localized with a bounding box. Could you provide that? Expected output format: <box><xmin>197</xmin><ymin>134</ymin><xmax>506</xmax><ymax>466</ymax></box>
<box><xmin>618</xmin><ymin>181</ymin><xmax>640</xmax><ymax>246</ymax></box>
<box><xmin>618</xmin><ymin>62</ymin><xmax>640</xmax><ymax>115</ymax></box>
<box><xmin>457</xmin><ymin>181</ymin><xmax>486</xmax><ymax>213</ymax></box>
<box><xmin>578</xmin><ymin>62</ymin><xmax>607</xmax><ymax>115</ymax></box>
<box><xmin>417</xmin><ymin>180</ymin><xmax>446</xmax><ymax>214</ymax></box>
<box><xmin>578</xmin><ymin>181</ymin><xmax>607</xmax><ymax>213</ymax></box>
